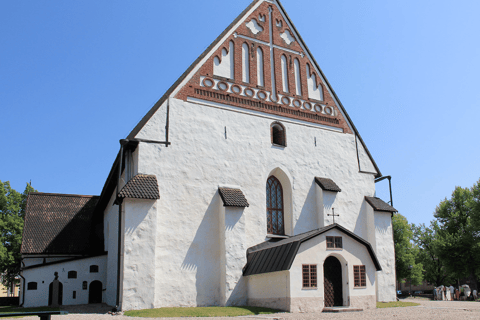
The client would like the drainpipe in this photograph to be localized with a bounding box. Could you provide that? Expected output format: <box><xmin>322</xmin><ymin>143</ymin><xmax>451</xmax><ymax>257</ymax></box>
<box><xmin>115</xmin><ymin>140</ymin><xmax>128</xmax><ymax>310</ymax></box>
<box><xmin>374</xmin><ymin>175</ymin><xmax>393</xmax><ymax>207</ymax></box>
<box><xmin>19</xmin><ymin>274</ymin><xmax>25</xmax><ymax>307</ymax></box>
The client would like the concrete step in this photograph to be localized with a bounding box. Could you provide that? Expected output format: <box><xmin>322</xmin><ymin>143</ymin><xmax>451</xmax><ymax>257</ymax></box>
<box><xmin>323</xmin><ymin>306</ymin><xmax>363</xmax><ymax>313</ymax></box>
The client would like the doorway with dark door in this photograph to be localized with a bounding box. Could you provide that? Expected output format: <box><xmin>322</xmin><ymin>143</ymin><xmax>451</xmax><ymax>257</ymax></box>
<box><xmin>48</xmin><ymin>281</ymin><xmax>63</xmax><ymax>306</ymax></box>
<box><xmin>324</xmin><ymin>256</ymin><xmax>343</xmax><ymax>307</ymax></box>
<box><xmin>88</xmin><ymin>280</ymin><xmax>102</xmax><ymax>303</ymax></box>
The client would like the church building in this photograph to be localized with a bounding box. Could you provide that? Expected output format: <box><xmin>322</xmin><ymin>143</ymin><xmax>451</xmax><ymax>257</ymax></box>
<box><xmin>20</xmin><ymin>0</ymin><xmax>397</xmax><ymax>312</ymax></box>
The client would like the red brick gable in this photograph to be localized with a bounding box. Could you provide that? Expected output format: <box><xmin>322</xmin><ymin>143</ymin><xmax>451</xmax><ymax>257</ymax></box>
<box><xmin>175</xmin><ymin>1</ymin><xmax>352</xmax><ymax>133</ymax></box>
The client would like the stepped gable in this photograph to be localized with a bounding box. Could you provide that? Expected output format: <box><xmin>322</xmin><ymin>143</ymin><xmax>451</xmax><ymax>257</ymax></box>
<box><xmin>175</xmin><ymin>0</ymin><xmax>352</xmax><ymax>133</ymax></box>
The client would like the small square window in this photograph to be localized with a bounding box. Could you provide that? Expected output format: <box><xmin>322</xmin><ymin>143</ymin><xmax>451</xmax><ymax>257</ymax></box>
<box><xmin>326</xmin><ymin>236</ymin><xmax>342</xmax><ymax>249</ymax></box>
<box><xmin>90</xmin><ymin>265</ymin><xmax>99</xmax><ymax>273</ymax></box>
<box><xmin>68</xmin><ymin>271</ymin><xmax>77</xmax><ymax>279</ymax></box>
<box><xmin>27</xmin><ymin>282</ymin><xmax>37</xmax><ymax>290</ymax></box>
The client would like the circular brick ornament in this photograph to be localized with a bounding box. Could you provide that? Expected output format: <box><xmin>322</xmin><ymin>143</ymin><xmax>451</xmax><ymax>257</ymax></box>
<box><xmin>203</xmin><ymin>78</ymin><xmax>214</xmax><ymax>88</ymax></box>
<box><xmin>304</xmin><ymin>101</ymin><xmax>312</xmax><ymax>110</ymax></box>
<box><xmin>217</xmin><ymin>81</ymin><xmax>228</xmax><ymax>91</ymax></box>
<box><xmin>231</xmin><ymin>84</ymin><xmax>242</xmax><ymax>94</ymax></box>
<box><xmin>257</xmin><ymin>90</ymin><xmax>267</xmax><ymax>100</ymax></box>
<box><xmin>281</xmin><ymin>96</ymin><xmax>291</xmax><ymax>105</ymax></box>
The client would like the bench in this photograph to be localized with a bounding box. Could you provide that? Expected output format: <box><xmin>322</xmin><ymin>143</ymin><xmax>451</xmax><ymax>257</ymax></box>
<box><xmin>0</xmin><ymin>311</ymin><xmax>68</xmax><ymax>320</ymax></box>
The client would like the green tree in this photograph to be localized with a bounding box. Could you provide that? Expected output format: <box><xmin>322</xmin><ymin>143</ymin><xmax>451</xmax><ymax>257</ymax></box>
<box><xmin>0</xmin><ymin>181</ymin><xmax>35</xmax><ymax>291</ymax></box>
<box><xmin>412</xmin><ymin>221</ymin><xmax>455</xmax><ymax>286</ymax></box>
<box><xmin>434</xmin><ymin>183</ymin><xmax>480</xmax><ymax>290</ymax></box>
<box><xmin>392</xmin><ymin>213</ymin><xmax>423</xmax><ymax>286</ymax></box>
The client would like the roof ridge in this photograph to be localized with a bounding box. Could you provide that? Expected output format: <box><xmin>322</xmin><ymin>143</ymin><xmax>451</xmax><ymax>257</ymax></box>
<box><xmin>28</xmin><ymin>192</ymin><xmax>99</xmax><ymax>198</ymax></box>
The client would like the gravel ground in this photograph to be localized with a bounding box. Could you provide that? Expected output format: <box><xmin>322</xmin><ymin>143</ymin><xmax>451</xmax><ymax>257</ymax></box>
<box><xmin>3</xmin><ymin>298</ymin><xmax>480</xmax><ymax>320</ymax></box>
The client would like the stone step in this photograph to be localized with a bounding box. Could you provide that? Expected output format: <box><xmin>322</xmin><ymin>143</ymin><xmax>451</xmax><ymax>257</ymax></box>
<box><xmin>323</xmin><ymin>307</ymin><xmax>363</xmax><ymax>313</ymax></box>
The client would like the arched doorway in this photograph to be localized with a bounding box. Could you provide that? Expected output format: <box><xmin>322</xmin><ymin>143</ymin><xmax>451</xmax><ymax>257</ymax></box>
<box><xmin>88</xmin><ymin>280</ymin><xmax>102</xmax><ymax>303</ymax></box>
<box><xmin>324</xmin><ymin>256</ymin><xmax>343</xmax><ymax>307</ymax></box>
<box><xmin>48</xmin><ymin>281</ymin><xmax>63</xmax><ymax>306</ymax></box>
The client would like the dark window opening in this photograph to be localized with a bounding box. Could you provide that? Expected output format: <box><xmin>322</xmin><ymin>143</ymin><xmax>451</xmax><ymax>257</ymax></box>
<box><xmin>271</xmin><ymin>122</ymin><xmax>286</xmax><ymax>147</ymax></box>
<box><xmin>354</xmin><ymin>265</ymin><xmax>366</xmax><ymax>287</ymax></box>
<box><xmin>302</xmin><ymin>264</ymin><xmax>317</xmax><ymax>288</ymax></box>
<box><xmin>266</xmin><ymin>175</ymin><xmax>284</xmax><ymax>235</ymax></box>
<box><xmin>83</xmin><ymin>281</ymin><xmax>88</xmax><ymax>290</ymax></box>
<box><xmin>326</xmin><ymin>236</ymin><xmax>343</xmax><ymax>249</ymax></box>
<box><xmin>27</xmin><ymin>282</ymin><xmax>37</xmax><ymax>290</ymax></box>
<box><xmin>90</xmin><ymin>265</ymin><xmax>99</xmax><ymax>273</ymax></box>
<box><xmin>67</xmin><ymin>271</ymin><xmax>77</xmax><ymax>279</ymax></box>
<box><xmin>73</xmin><ymin>291</ymin><xmax>76</xmax><ymax>299</ymax></box>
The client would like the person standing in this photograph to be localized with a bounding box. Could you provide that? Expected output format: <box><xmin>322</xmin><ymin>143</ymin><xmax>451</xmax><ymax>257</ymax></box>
<box><xmin>450</xmin><ymin>285</ymin><xmax>455</xmax><ymax>301</ymax></box>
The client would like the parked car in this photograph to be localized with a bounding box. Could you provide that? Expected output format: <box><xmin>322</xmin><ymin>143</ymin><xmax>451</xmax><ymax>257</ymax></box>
<box><xmin>397</xmin><ymin>290</ymin><xmax>402</xmax><ymax>295</ymax></box>
<box><xmin>414</xmin><ymin>290</ymin><xmax>423</xmax><ymax>295</ymax></box>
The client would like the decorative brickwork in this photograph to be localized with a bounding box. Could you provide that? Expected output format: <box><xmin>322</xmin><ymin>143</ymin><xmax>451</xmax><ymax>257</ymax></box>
<box><xmin>175</xmin><ymin>2</ymin><xmax>352</xmax><ymax>133</ymax></box>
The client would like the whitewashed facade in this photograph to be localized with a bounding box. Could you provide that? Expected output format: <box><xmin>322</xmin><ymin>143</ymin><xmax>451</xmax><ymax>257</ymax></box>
<box><xmin>21</xmin><ymin>0</ymin><xmax>397</xmax><ymax>312</ymax></box>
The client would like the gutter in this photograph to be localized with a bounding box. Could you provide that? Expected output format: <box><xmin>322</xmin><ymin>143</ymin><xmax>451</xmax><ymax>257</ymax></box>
<box><xmin>19</xmin><ymin>273</ymin><xmax>25</xmax><ymax>307</ymax></box>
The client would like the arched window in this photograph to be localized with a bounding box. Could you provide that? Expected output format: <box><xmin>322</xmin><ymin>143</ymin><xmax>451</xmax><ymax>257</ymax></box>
<box><xmin>271</xmin><ymin>122</ymin><xmax>286</xmax><ymax>147</ymax></box>
<box><xmin>294</xmin><ymin>58</ymin><xmax>302</xmax><ymax>96</ymax></box>
<box><xmin>266</xmin><ymin>176</ymin><xmax>284</xmax><ymax>235</ymax></box>
<box><xmin>90</xmin><ymin>265</ymin><xmax>99</xmax><ymax>273</ymax></box>
<box><xmin>67</xmin><ymin>271</ymin><xmax>77</xmax><ymax>279</ymax></box>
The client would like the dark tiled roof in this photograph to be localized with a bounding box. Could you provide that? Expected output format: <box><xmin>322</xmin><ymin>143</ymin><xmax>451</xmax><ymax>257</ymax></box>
<box><xmin>21</xmin><ymin>193</ymin><xmax>103</xmax><ymax>255</ymax></box>
<box><xmin>365</xmin><ymin>196</ymin><xmax>397</xmax><ymax>212</ymax></box>
<box><xmin>118</xmin><ymin>174</ymin><xmax>160</xmax><ymax>200</ymax></box>
<box><xmin>315</xmin><ymin>177</ymin><xmax>341</xmax><ymax>192</ymax></box>
<box><xmin>218</xmin><ymin>187</ymin><xmax>249</xmax><ymax>207</ymax></box>
<box><xmin>243</xmin><ymin>224</ymin><xmax>381</xmax><ymax>276</ymax></box>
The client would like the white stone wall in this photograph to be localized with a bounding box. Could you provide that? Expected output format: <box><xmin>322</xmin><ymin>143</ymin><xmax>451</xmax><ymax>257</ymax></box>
<box><xmin>122</xmin><ymin>198</ymin><xmax>158</xmax><ymax>310</ymax></box>
<box><xmin>21</xmin><ymin>255</ymin><xmax>106</xmax><ymax>307</ymax></box>
<box><xmin>373</xmin><ymin>211</ymin><xmax>396</xmax><ymax>302</ymax></box>
<box><xmin>291</xmin><ymin>229</ymin><xmax>376</xmax><ymax>310</ymax></box>
<box><xmin>104</xmin><ymin>194</ymin><xmax>120</xmax><ymax>307</ymax></box>
<box><xmin>126</xmin><ymin>97</ymin><xmax>381</xmax><ymax>307</ymax></box>
<box><xmin>247</xmin><ymin>271</ymin><xmax>290</xmax><ymax>311</ymax></box>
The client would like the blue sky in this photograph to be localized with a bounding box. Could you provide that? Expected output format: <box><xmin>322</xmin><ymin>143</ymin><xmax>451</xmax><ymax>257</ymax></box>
<box><xmin>2</xmin><ymin>0</ymin><xmax>479</xmax><ymax>227</ymax></box>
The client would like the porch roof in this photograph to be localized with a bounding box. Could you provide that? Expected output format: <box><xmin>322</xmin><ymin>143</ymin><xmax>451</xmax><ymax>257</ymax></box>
<box><xmin>242</xmin><ymin>223</ymin><xmax>382</xmax><ymax>276</ymax></box>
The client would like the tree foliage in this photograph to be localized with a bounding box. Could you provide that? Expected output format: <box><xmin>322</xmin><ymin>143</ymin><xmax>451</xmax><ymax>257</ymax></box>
<box><xmin>0</xmin><ymin>181</ymin><xmax>36</xmax><ymax>287</ymax></box>
<box><xmin>433</xmin><ymin>181</ymin><xmax>480</xmax><ymax>289</ymax></box>
<box><xmin>412</xmin><ymin>221</ymin><xmax>455</xmax><ymax>286</ymax></box>
<box><xmin>392</xmin><ymin>213</ymin><xmax>423</xmax><ymax>285</ymax></box>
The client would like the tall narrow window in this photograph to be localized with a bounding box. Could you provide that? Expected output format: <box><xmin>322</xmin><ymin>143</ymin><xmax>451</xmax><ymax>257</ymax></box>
<box><xmin>302</xmin><ymin>265</ymin><xmax>317</xmax><ymax>288</ymax></box>
<box><xmin>266</xmin><ymin>176</ymin><xmax>284</xmax><ymax>235</ymax></box>
<box><xmin>257</xmin><ymin>47</ymin><xmax>264</xmax><ymax>87</ymax></box>
<box><xmin>281</xmin><ymin>55</ymin><xmax>289</xmax><ymax>92</ymax></box>
<box><xmin>294</xmin><ymin>58</ymin><xmax>301</xmax><ymax>96</ymax></box>
<box><xmin>354</xmin><ymin>265</ymin><xmax>366</xmax><ymax>287</ymax></box>
<box><xmin>242</xmin><ymin>43</ymin><xmax>249</xmax><ymax>83</ymax></box>
<box><xmin>271</xmin><ymin>122</ymin><xmax>286</xmax><ymax>146</ymax></box>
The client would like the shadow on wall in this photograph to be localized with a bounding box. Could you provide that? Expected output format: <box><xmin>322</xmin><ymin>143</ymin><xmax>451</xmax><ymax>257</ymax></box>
<box><xmin>226</xmin><ymin>276</ymin><xmax>247</xmax><ymax>306</ymax></box>
<box><xmin>123</xmin><ymin>200</ymin><xmax>155</xmax><ymax>235</ymax></box>
<box><xmin>353</xmin><ymin>201</ymin><xmax>368</xmax><ymax>240</ymax></box>
<box><xmin>294</xmin><ymin>181</ymin><xmax>317</xmax><ymax>234</ymax></box>
<box><xmin>181</xmin><ymin>192</ymin><xmax>222</xmax><ymax>306</ymax></box>
<box><xmin>45</xmin><ymin>198</ymin><xmax>104</xmax><ymax>254</ymax></box>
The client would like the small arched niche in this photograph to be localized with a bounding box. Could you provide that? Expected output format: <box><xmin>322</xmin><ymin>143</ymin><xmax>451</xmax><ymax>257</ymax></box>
<box><xmin>266</xmin><ymin>167</ymin><xmax>293</xmax><ymax>236</ymax></box>
<box><xmin>271</xmin><ymin>121</ymin><xmax>286</xmax><ymax>147</ymax></box>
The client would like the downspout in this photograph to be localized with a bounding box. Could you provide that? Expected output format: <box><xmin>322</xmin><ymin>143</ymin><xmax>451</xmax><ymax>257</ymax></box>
<box><xmin>19</xmin><ymin>273</ymin><xmax>25</xmax><ymax>307</ymax></box>
<box><xmin>116</xmin><ymin>140</ymin><xmax>126</xmax><ymax>310</ymax></box>
<box><xmin>374</xmin><ymin>175</ymin><xmax>393</xmax><ymax>207</ymax></box>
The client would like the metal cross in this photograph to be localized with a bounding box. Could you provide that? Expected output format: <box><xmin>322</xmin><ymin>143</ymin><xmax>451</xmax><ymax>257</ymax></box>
<box><xmin>328</xmin><ymin>208</ymin><xmax>339</xmax><ymax>224</ymax></box>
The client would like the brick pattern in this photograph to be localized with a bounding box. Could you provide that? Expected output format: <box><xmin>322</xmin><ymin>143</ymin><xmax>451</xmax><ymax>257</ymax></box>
<box><xmin>175</xmin><ymin>2</ymin><xmax>352</xmax><ymax>133</ymax></box>
<box><xmin>21</xmin><ymin>193</ymin><xmax>101</xmax><ymax>254</ymax></box>
<box><xmin>118</xmin><ymin>174</ymin><xmax>160</xmax><ymax>200</ymax></box>
<box><xmin>315</xmin><ymin>177</ymin><xmax>342</xmax><ymax>192</ymax></box>
<box><xmin>218</xmin><ymin>187</ymin><xmax>249</xmax><ymax>207</ymax></box>
<box><xmin>365</xmin><ymin>196</ymin><xmax>397</xmax><ymax>212</ymax></box>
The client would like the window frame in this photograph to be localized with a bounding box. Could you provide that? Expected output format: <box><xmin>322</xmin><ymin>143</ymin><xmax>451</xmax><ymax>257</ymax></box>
<box><xmin>326</xmin><ymin>236</ymin><xmax>343</xmax><ymax>249</ymax></box>
<box><xmin>67</xmin><ymin>270</ymin><xmax>77</xmax><ymax>279</ymax></box>
<box><xmin>266</xmin><ymin>175</ymin><xmax>285</xmax><ymax>235</ymax></box>
<box><xmin>90</xmin><ymin>265</ymin><xmax>99</xmax><ymax>273</ymax></box>
<box><xmin>27</xmin><ymin>282</ymin><xmax>37</xmax><ymax>290</ymax></box>
<box><xmin>353</xmin><ymin>265</ymin><xmax>366</xmax><ymax>288</ymax></box>
<box><xmin>271</xmin><ymin>121</ymin><xmax>286</xmax><ymax>147</ymax></box>
<box><xmin>302</xmin><ymin>264</ymin><xmax>317</xmax><ymax>289</ymax></box>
